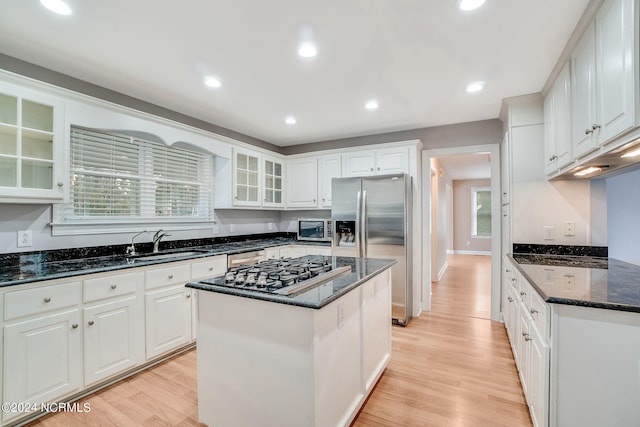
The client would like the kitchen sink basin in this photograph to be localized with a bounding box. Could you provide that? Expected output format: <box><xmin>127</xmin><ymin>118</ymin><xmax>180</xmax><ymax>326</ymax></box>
<box><xmin>127</xmin><ymin>250</ymin><xmax>208</xmax><ymax>262</ymax></box>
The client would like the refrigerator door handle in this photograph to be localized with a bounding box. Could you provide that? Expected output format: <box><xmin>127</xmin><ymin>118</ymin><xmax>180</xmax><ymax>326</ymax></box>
<box><xmin>361</xmin><ymin>190</ymin><xmax>367</xmax><ymax>258</ymax></box>
<box><xmin>356</xmin><ymin>191</ymin><xmax>362</xmax><ymax>257</ymax></box>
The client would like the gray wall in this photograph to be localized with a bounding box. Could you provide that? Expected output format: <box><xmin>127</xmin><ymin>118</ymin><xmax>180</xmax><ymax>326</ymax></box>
<box><xmin>605</xmin><ymin>166</ymin><xmax>640</xmax><ymax>265</ymax></box>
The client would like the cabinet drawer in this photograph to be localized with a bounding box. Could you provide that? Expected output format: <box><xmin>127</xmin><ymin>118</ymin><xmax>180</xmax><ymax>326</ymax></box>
<box><xmin>5</xmin><ymin>281</ymin><xmax>81</xmax><ymax>320</ymax></box>
<box><xmin>192</xmin><ymin>256</ymin><xmax>227</xmax><ymax>280</ymax></box>
<box><xmin>145</xmin><ymin>264</ymin><xmax>191</xmax><ymax>290</ymax></box>
<box><xmin>516</xmin><ymin>273</ymin><xmax>532</xmax><ymax>308</ymax></box>
<box><xmin>529</xmin><ymin>290</ymin><xmax>549</xmax><ymax>339</ymax></box>
<box><xmin>83</xmin><ymin>271</ymin><xmax>138</xmax><ymax>303</ymax></box>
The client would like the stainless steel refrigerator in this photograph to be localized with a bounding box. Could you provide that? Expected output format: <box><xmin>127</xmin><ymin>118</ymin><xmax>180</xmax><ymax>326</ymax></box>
<box><xmin>331</xmin><ymin>173</ymin><xmax>412</xmax><ymax>326</ymax></box>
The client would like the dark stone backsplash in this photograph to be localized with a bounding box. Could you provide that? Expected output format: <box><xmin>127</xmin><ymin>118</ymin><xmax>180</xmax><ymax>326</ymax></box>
<box><xmin>512</xmin><ymin>243</ymin><xmax>608</xmax><ymax>258</ymax></box>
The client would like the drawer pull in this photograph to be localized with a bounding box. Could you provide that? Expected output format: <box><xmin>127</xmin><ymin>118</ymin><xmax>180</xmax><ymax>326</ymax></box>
<box><xmin>507</xmin><ymin>297</ymin><xmax>513</xmax><ymax>303</ymax></box>
<box><xmin>43</xmin><ymin>297</ymin><xmax>51</xmax><ymax>303</ymax></box>
<box><xmin>111</xmin><ymin>284</ymin><xmax>117</xmax><ymax>290</ymax></box>
<box><xmin>168</xmin><ymin>274</ymin><xmax>174</xmax><ymax>279</ymax></box>
<box><xmin>530</xmin><ymin>308</ymin><xmax>538</xmax><ymax>315</ymax></box>
<box><xmin>208</xmin><ymin>267</ymin><xmax>214</xmax><ymax>271</ymax></box>
<box><xmin>524</xmin><ymin>335</ymin><xmax>532</xmax><ymax>342</ymax></box>
<box><xmin>520</xmin><ymin>291</ymin><xmax>526</xmax><ymax>297</ymax></box>
<box><xmin>186</xmin><ymin>294</ymin><xmax>192</xmax><ymax>299</ymax></box>
<box><xmin>72</xmin><ymin>324</ymin><xmax>78</xmax><ymax>329</ymax></box>
<box><xmin>511</xmin><ymin>278</ymin><xmax>516</xmax><ymax>282</ymax></box>
<box><xmin>88</xmin><ymin>320</ymin><xmax>95</xmax><ymax>326</ymax></box>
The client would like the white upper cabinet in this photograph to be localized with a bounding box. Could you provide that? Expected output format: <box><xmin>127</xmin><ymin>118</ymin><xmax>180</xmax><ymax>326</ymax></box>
<box><xmin>232</xmin><ymin>148</ymin><xmax>261</xmax><ymax>207</ymax></box>
<box><xmin>571</xmin><ymin>0</ymin><xmax>636</xmax><ymax>158</ymax></box>
<box><xmin>286</xmin><ymin>157</ymin><xmax>318</xmax><ymax>208</ymax></box>
<box><xmin>0</xmin><ymin>81</ymin><xmax>65</xmax><ymax>203</ymax></box>
<box><xmin>262</xmin><ymin>154</ymin><xmax>284</xmax><ymax>208</ymax></box>
<box><xmin>343</xmin><ymin>147</ymin><xmax>409</xmax><ymax>177</ymax></box>
<box><xmin>318</xmin><ymin>154</ymin><xmax>341</xmax><ymax>208</ymax></box>
<box><xmin>544</xmin><ymin>62</ymin><xmax>572</xmax><ymax>175</ymax></box>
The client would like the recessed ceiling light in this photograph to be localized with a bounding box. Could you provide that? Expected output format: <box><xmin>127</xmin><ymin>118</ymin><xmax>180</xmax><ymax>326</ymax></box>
<box><xmin>365</xmin><ymin>100</ymin><xmax>379</xmax><ymax>110</ymax></box>
<box><xmin>40</xmin><ymin>0</ymin><xmax>72</xmax><ymax>15</ymax></box>
<box><xmin>298</xmin><ymin>42</ymin><xmax>317</xmax><ymax>58</ymax></box>
<box><xmin>204</xmin><ymin>77</ymin><xmax>222</xmax><ymax>88</ymax></box>
<box><xmin>466</xmin><ymin>81</ymin><xmax>484</xmax><ymax>93</ymax></box>
<box><xmin>458</xmin><ymin>0</ymin><xmax>486</xmax><ymax>11</ymax></box>
<box><xmin>285</xmin><ymin>116</ymin><xmax>297</xmax><ymax>125</ymax></box>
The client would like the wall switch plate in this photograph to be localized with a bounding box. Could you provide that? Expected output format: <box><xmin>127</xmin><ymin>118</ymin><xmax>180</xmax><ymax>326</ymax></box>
<box><xmin>544</xmin><ymin>226</ymin><xmax>555</xmax><ymax>240</ymax></box>
<box><xmin>17</xmin><ymin>230</ymin><xmax>33</xmax><ymax>247</ymax></box>
<box><xmin>563</xmin><ymin>221</ymin><xmax>576</xmax><ymax>236</ymax></box>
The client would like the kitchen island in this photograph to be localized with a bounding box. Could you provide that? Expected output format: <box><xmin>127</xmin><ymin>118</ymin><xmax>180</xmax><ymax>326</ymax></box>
<box><xmin>186</xmin><ymin>256</ymin><xmax>395</xmax><ymax>427</ymax></box>
<box><xmin>507</xmin><ymin>253</ymin><xmax>640</xmax><ymax>427</ymax></box>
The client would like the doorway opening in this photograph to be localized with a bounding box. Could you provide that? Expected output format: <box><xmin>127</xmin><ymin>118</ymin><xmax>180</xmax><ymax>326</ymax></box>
<box><xmin>421</xmin><ymin>144</ymin><xmax>501</xmax><ymax>321</ymax></box>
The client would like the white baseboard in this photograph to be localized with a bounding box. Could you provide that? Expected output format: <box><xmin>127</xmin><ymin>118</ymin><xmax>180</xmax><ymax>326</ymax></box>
<box><xmin>446</xmin><ymin>249</ymin><xmax>454</xmax><ymax>255</ymax></box>
<box><xmin>453</xmin><ymin>250</ymin><xmax>492</xmax><ymax>256</ymax></box>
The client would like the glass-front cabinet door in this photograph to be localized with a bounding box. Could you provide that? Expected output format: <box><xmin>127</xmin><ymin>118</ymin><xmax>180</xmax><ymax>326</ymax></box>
<box><xmin>233</xmin><ymin>148</ymin><xmax>260</xmax><ymax>207</ymax></box>
<box><xmin>0</xmin><ymin>80</ymin><xmax>64</xmax><ymax>203</ymax></box>
<box><xmin>263</xmin><ymin>155</ymin><xmax>284</xmax><ymax>208</ymax></box>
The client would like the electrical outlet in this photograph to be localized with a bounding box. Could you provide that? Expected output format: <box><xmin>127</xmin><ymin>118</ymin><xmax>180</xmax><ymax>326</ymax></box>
<box><xmin>563</xmin><ymin>221</ymin><xmax>576</xmax><ymax>236</ymax></box>
<box><xmin>563</xmin><ymin>274</ymin><xmax>576</xmax><ymax>291</ymax></box>
<box><xmin>544</xmin><ymin>226</ymin><xmax>555</xmax><ymax>240</ymax></box>
<box><xmin>17</xmin><ymin>230</ymin><xmax>33</xmax><ymax>247</ymax></box>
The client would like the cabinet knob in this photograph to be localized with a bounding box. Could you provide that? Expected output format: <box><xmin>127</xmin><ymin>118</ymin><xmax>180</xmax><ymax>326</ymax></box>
<box><xmin>507</xmin><ymin>297</ymin><xmax>513</xmax><ymax>303</ymax></box>
<box><xmin>72</xmin><ymin>324</ymin><xmax>78</xmax><ymax>329</ymax></box>
<box><xmin>168</xmin><ymin>274</ymin><xmax>174</xmax><ymax>279</ymax></box>
<box><xmin>377</xmin><ymin>167</ymin><xmax>380</xmax><ymax>171</ymax></box>
<box><xmin>110</xmin><ymin>284</ymin><xmax>117</xmax><ymax>290</ymax></box>
<box><xmin>520</xmin><ymin>291</ymin><xmax>526</xmax><ymax>297</ymax></box>
<box><xmin>370</xmin><ymin>168</ymin><xmax>374</xmax><ymax>171</ymax></box>
<box><xmin>592</xmin><ymin>124</ymin><xmax>601</xmax><ymax>131</ymax></box>
<box><xmin>88</xmin><ymin>320</ymin><xmax>95</xmax><ymax>326</ymax></box>
<box><xmin>44</xmin><ymin>297</ymin><xmax>51</xmax><ymax>303</ymax></box>
<box><xmin>530</xmin><ymin>308</ymin><xmax>538</xmax><ymax>315</ymax></box>
<box><xmin>313</xmin><ymin>198</ymin><xmax>316</xmax><ymax>202</ymax></box>
<box><xmin>186</xmin><ymin>293</ymin><xmax>191</xmax><ymax>299</ymax></box>
<box><xmin>522</xmin><ymin>332</ymin><xmax>529</xmax><ymax>338</ymax></box>
<box><xmin>57</xmin><ymin>182</ymin><xmax>64</xmax><ymax>188</ymax></box>
<box><xmin>585</xmin><ymin>128</ymin><xmax>593</xmax><ymax>135</ymax></box>
<box><xmin>208</xmin><ymin>267</ymin><xmax>214</xmax><ymax>271</ymax></box>
<box><xmin>322</xmin><ymin>198</ymin><xmax>326</xmax><ymax>202</ymax></box>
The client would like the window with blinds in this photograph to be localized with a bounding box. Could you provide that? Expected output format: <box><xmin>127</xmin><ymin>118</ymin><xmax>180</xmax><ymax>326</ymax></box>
<box><xmin>67</xmin><ymin>126</ymin><xmax>213</xmax><ymax>222</ymax></box>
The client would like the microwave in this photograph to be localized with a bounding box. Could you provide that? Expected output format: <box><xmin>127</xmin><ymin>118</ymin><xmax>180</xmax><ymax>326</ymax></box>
<box><xmin>296</xmin><ymin>218</ymin><xmax>332</xmax><ymax>242</ymax></box>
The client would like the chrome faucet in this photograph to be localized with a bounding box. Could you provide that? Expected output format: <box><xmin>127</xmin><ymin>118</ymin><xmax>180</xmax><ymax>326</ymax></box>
<box><xmin>126</xmin><ymin>230</ymin><xmax>148</xmax><ymax>256</ymax></box>
<box><xmin>152</xmin><ymin>229</ymin><xmax>171</xmax><ymax>253</ymax></box>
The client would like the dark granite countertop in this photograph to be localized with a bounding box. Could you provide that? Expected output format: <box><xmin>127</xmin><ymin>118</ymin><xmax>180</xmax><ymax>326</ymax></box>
<box><xmin>186</xmin><ymin>255</ymin><xmax>396</xmax><ymax>309</ymax></box>
<box><xmin>509</xmin><ymin>253</ymin><xmax>640</xmax><ymax>313</ymax></box>
<box><xmin>0</xmin><ymin>235</ymin><xmax>330</xmax><ymax>288</ymax></box>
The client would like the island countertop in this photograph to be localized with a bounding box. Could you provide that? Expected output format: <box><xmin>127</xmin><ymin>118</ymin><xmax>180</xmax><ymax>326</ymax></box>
<box><xmin>186</xmin><ymin>256</ymin><xmax>396</xmax><ymax>309</ymax></box>
<box><xmin>509</xmin><ymin>253</ymin><xmax>640</xmax><ymax>313</ymax></box>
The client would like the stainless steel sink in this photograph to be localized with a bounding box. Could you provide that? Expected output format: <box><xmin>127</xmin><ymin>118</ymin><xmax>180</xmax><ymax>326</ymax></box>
<box><xmin>127</xmin><ymin>250</ymin><xmax>207</xmax><ymax>262</ymax></box>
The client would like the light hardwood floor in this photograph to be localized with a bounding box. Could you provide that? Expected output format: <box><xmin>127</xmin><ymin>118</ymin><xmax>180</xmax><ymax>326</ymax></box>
<box><xmin>29</xmin><ymin>254</ymin><xmax>531</xmax><ymax>427</ymax></box>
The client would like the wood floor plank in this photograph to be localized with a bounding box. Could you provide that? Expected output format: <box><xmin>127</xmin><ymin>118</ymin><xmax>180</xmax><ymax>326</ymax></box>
<box><xmin>28</xmin><ymin>254</ymin><xmax>531</xmax><ymax>427</ymax></box>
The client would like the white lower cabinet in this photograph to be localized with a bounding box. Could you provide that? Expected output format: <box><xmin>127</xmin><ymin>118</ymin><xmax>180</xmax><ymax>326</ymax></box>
<box><xmin>83</xmin><ymin>296</ymin><xmax>144</xmax><ymax>386</ymax></box>
<box><xmin>268</xmin><ymin>244</ymin><xmax>332</xmax><ymax>259</ymax></box>
<box><xmin>3</xmin><ymin>308</ymin><xmax>82</xmax><ymax>423</ymax></box>
<box><xmin>503</xmin><ymin>260</ymin><xmax>549</xmax><ymax>427</ymax></box>
<box><xmin>145</xmin><ymin>284</ymin><xmax>193</xmax><ymax>359</ymax></box>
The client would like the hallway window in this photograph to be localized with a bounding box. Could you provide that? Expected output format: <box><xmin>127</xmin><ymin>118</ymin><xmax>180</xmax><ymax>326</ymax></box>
<box><xmin>472</xmin><ymin>187</ymin><xmax>491</xmax><ymax>237</ymax></box>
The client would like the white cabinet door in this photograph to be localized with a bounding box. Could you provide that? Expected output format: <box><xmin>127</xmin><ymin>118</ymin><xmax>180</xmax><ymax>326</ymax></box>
<box><xmin>361</xmin><ymin>271</ymin><xmax>391</xmax><ymax>392</ymax></box>
<box><xmin>145</xmin><ymin>285</ymin><xmax>192</xmax><ymax>359</ymax></box>
<box><xmin>286</xmin><ymin>157</ymin><xmax>318</xmax><ymax>208</ymax></box>
<box><xmin>0</xmin><ymin>81</ymin><xmax>65</xmax><ymax>203</ymax></box>
<box><xmin>83</xmin><ymin>296</ymin><xmax>144</xmax><ymax>386</ymax></box>
<box><xmin>3</xmin><ymin>309</ymin><xmax>82</xmax><ymax>423</ymax></box>
<box><xmin>517</xmin><ymin>303</ymin><xmax>530</xmax><ymax>396</ymax></box>
<box><xmin>571</xmin><ymin>22</ymin><xmax>598</xmax><ymax>159</ymax></box>
<box><xmin>343</xmin><ymin>151</ymin><xmax>376</xmax><ymax>177</ymax></box>
<box><xmin>262</xmin><ymin>155</ymin><xmax>284</xmax><ymax>208</ymax></box>
<box><xmin>544</xmin><ymin>62</ymin><xmax>573</xmax><ymax>175</ymax></box>
<box><xmin>595</xmin><ymin>0</ymin><xmax>636</xmax><ymax>144</ymax></box>
<box><xmin>318</xmin><ymin>154</ymin><xmax>341</xmax><ymax>208</ymax></box>
<box><xmin>279</xmin><ymin>245</ymin><xmax>307</xmax><ymax>258</ymax></box>
<box><xmin>233</xmin><ymin>148</ymin><xmax>261</xmax><ymax>207</ymax></box>
<box><xmin>528</xmin><ymin>326</ymin><xmax>550</xmax><ymax>427</ymax></box>
<box><xmin>500</xmin><ymin>131</ymin><xmax>511</xmax><ymax>204</ymax></box>
<box><xmin>375</xmin><ymin>147</ymin><xmax>409</xmax><ymax>175</ymax></box>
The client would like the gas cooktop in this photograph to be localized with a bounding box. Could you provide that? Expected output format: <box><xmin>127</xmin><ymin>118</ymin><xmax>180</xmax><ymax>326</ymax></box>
<box><xmin>200</xmin><ymin>257</ymin><xmax>351</xmax><ymax>296</ymax></box>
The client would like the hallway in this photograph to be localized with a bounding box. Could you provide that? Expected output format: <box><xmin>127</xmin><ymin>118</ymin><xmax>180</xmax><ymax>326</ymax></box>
<box><xmin>353</xmin><ymin>254</ymin><xmax>532</xmax><ymax>426</ymax></box>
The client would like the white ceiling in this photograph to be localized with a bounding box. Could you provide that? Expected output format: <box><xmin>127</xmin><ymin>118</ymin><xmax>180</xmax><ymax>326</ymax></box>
<box><xmin>0</xmin><ymin>0</ymin><xmax>590</xmax><ymax>147</ymax></box>
<box><xmin>437</xmin><ymin>153</ymin><xmax>491</xmax><ymax>180</ymax></box>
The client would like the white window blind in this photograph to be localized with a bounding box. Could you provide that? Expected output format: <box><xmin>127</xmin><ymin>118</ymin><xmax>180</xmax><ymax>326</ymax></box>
<box><xmin>66</xmin><ymin>126</ymin><xmax>213</xmax><ymax>223</ymax></box>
